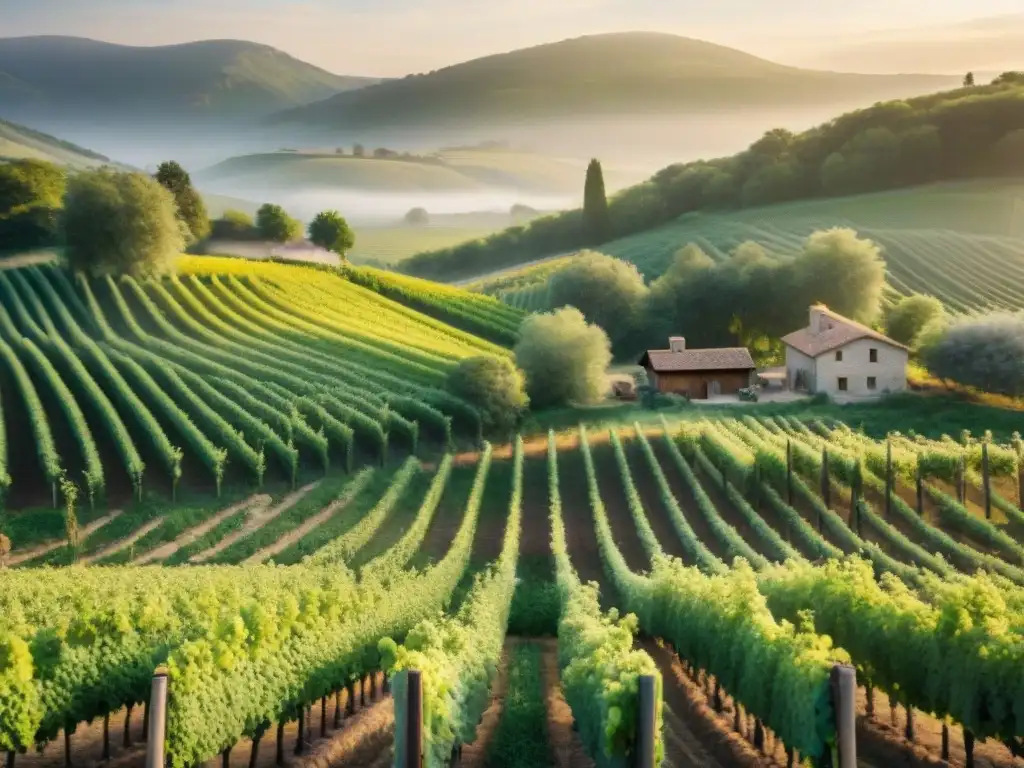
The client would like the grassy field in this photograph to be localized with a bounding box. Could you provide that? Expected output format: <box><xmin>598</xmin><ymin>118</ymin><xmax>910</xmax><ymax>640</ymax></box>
<box><xmin>198</xmin><ymin>147</ymin><xmax>641</xmax><ymax>196</ymax></box>
<box><xmin>0</xmin><ymin>117</ymin><xmax>113</xmax><ymax>168</ymax></box>
<box><xmin>350</xmin><ymin>224</ymin><xmax>503</xmax><ymax>265</ymax></box>
<box><xmin>473</xmin><ymin>179</ymin><xmax>1024</xmax><ymax>315</ymax></box>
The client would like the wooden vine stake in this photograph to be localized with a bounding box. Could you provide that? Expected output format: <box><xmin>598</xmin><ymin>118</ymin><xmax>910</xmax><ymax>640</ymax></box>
<box><xmin>884</xmin><ymin>439</ymin><xmax>892</xmax><ymax>521</ymax></box>
<box><xmin>637</xmin><ymin>675</ymin><xmax>657</xmax><ymax>768</ymax></box>
<box><xmin>982</xmin><ymin>441</ymin><xmax>992</xmax><ymax>520</ymax></box>
<box><xmin>786</xmin><ymin>439</ymin><xmax>794</xmax><ymax>505</ymax></box>
<box><xmin>144</xmin><ymin>667</ymin><xmax>168</xmax><ymax>768</ymax></box>
<box><xmin>915</xmin><ymin>461</ymin><xmax>924</xmax><ymax>516</ymax></box>
<box><xmin>393</xmin><ymin>670</ymin><xmax>423</xmax><ymax>768</ymax></box>
<box><xmin>956</xmin><ymin>455</ymin><xmax>966</xmax><ymax>504</ymax></box>
<box><xmin>965</xmin><ymin>728</ymin><xmax>975</xmax><ymax>768</ymax></box>
<box><xmin>821</xmin><ymin>448</ymin><xmax>831</xmax><ymax>510</ymax></box>
<box><xmin>851</xmin><ymin>460</ymin><xmax>862</xmax><ymax>537</ymax></box>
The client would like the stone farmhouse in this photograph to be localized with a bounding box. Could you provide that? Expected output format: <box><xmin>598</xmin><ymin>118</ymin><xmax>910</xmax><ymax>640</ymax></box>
<box><xmin>782</xmin><ymin>304</ymin><xmax>908</xmax><ymax>399</ymax></box>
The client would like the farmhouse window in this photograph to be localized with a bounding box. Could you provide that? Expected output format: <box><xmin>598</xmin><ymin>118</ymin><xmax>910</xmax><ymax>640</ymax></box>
<box><xmin>867</xmin><ymin>376</ymin><xmax>877</xmax><ymax>390</ymax></box>
<box><xmin>838</xmin><ymin>377</ymin><xmax>848</xmax><ymax>391</ymax></box>
<box><xmin>869</xmin><ymin>348</ymin><xmax>878</xmax><ymax>362</ymax></box>
<box><xmin>835</xmin><ymin>350</ymin><xmax>843</xmax><ymax>361</ymax></box>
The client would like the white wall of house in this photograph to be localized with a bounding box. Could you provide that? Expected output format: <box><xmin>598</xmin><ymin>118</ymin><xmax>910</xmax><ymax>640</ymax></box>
<box><xmin>785</xmin><ymin>347</ymin><xmax>816</xmax><ymax>391</ymax></box>
<box><xmin>813</xmin><ymin>338</ymin><xmax>908</xmax><ymax>398</ymax></box>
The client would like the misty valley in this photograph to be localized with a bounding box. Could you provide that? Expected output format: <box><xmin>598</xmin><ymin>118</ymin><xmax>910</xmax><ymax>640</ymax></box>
<box><xmin>3</xmin><ymin>11</ymin><xmax>1024</xmax><ymax>768</ymax></box>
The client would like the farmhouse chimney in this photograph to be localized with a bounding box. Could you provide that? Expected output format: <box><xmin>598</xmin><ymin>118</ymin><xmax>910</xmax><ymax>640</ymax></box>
<box><xmin>809</xmin><ymin>304</ymin><xmax>830</xmax><ymax>334</ymax></box>
<box><xmin>669</xmin><ymin>336</ymin><xmax>686</xmax><ymax>352</ymax></box>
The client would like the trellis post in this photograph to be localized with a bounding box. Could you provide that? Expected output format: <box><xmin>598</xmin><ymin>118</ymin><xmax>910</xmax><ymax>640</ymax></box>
<box><xmin>636</xmin><ymin>675</ymin><xmax>656</xmax><ymax>768</ymax></box>
<box><xmin>144</xmin><ymin>668</ymin><xmax>168</xmax><ymax>768</ymax></box>
<box><xmin>831</xmin><ymin>665</ymin><xmax>857</xmax><ymax>768</ymax></box>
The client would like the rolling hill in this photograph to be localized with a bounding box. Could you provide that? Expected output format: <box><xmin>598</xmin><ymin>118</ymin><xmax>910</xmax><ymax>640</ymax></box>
<box><xmin>0</xmin><ymin>117</ymin><xmax>112</xmax><ymax>167</ymax></box>
<box><xmin>270</xmin><ymin>32</ymin><xmax>956</xmax><ymax>130</ymax></box>
<box><xmin>196</xmin><ymin>147</ymin><xmax>642</xmax><ymax>196</ymax></box>
<box><xmin>0</xmin><ymin>36</ymin><xmax>380</xmax><ymax>119</ymax></box>
<box><xmin>474</xmin><ymin>180</ymin><xmax>1024</xmax><ymax>316</ymax></box>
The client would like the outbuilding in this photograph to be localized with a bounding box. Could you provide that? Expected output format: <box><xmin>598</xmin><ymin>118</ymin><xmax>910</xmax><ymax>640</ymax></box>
<box><xmin>639</xmin><ymin>337</ymin><xmax>756</xmax><ymax>400</ymax></box>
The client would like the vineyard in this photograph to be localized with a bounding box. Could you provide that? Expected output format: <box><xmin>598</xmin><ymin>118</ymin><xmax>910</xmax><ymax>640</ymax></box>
<box><xmin>344</xmin><ymin>266</ymin><xmax>526</xmax><ymax>347</ymax></box>
<box><xmin>470</xmin><ymin>180</ymin><xmax>1024</xmax><ymax>315</ymax></box>
<box><xmin>0</xmin><ymin>257</ymin><xmax>522</xmax><ymax>515</ymax></box>
<box><xmin>4</xmin><ymin>405</ymin><xmax>1024</xmax><ymax>768</ymax></box>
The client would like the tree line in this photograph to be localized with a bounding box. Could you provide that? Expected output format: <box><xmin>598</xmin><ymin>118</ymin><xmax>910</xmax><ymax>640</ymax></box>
<box><xmin>1</xmin><ymin>159</ymin><xmax>355</xmax><ymax>273</ymax></box>
<box><xmin>543</xmin><ymin>230</ymin><xmax>890</xmax><ymax>363</ymax></box>
<box><xmin>400</xmin><ymin>75</ymin><xmax>1024</xmax><ymax>281</ymax></box>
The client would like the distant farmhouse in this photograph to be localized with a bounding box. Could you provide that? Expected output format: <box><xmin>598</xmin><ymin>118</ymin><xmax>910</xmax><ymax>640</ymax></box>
<box><xmin>639</xmin><ymin>337</ymin><xmax>755</xmax><ymax>400</ymax></box>
<box><xmin>782</xmin><ymin>304</ymin><xmax>908</xmax><ymax>399</ymax></box>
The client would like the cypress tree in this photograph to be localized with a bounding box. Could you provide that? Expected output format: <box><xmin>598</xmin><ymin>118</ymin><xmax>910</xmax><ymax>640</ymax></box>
<box><xmin>155</xmin><ymin>160</ymin><xmax>210</xmax><ymax>243</ymax></box>
<box><xmin>582</xmin><ymin>158</ymin><xmax>610</xmax><ymax>244</ymax></box>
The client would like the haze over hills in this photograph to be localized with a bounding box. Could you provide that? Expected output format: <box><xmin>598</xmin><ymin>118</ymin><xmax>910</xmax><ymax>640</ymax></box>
<box><xmin>271</xmin><ymin>32</ymin><xmax>958</xmax><ymax>132</ymax></box>
<box><xmin>0</xmin><ymin>36</ymin><xmax>380</xmax><ymax>121</ymax></box>
<box><xmin>0</xmin><ymin>116</ymin><xmax>114</xmax><ymax>167</ymax></box>
<box><xmin>786</xmin><ymin>15</ymin><xmax>1024</xmax><ymax>75</ymax></box>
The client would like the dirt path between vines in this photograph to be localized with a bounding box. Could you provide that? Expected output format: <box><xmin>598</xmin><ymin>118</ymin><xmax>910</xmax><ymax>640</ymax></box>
<box><xmin>133</xmin><ymin>494</ymin><xmax>269</xmax><ymax>565</ymax></box>
<box><xmin>538</xmin><ymin>638</ymin><xmax>595</xmax><ymax>768</ymax></box>
<box><xmin>80</xmin><ymin>516</ymin><xmax>167</xmax><ymax>564</ymax></box>
<box><xmin>244</xmin><ymin>473</ymin><xmax>373</xmax><ymax>565</ymax></box>
<box><xmin>591</xmin><ymin>437</ymin><xmax>654</xmax><ymax>572</ymax></box>
<box><xmin>641</xmin><ymin>639</ymin><xmax>768</xmax><ymax>768</ymax></box>
<box><xmin>8</xmin><ymin>509</ymin><xmax>124</xmax><ymax>566</ymax></box>
<box><xmin>190</xmin><ymin>483</ymin><xmax>320</xmax><ymax>564</ymax></box>
<box><xmin>857</xmin><ymin>687</ymin><xmax>1023</xmax><ymax>768</ymax></box>
<box><xmin>457</xmin><ymin>641</ymin><xmax>512</xmax><ymax>767</ymax></box>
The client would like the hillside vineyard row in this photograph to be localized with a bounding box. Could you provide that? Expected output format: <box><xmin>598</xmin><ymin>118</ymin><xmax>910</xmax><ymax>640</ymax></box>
<box><xmin>2</xmin><ymin>257</ymin><xmax>1024</xmax><ymax>767</ymax></box>
<box><xmin>4</xmin><ymin>414</ymin><xmax>1024</xmax><ymax>765</ymax></box>
<box><xmin>0</xmin><ymin>259</ymin><xmax>528</xmax><ymax>507</ymax></box>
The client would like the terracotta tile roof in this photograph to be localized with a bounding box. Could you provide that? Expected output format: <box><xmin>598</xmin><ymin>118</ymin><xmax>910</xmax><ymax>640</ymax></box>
<box><xmin>641</xmin><ymin>347</ymin><xmax>756</xmax><ymax>372</ymax></box>
<box><xmin>782</xmin><ymin>306</ymin><xmax>909</xmax><ymax>358</ymax></box>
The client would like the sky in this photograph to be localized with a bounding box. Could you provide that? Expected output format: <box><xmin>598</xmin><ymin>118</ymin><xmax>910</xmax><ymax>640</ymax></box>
<box><xmin>3</xmin><ymin>0</ymin><xmax>1024</xmax><ymax>75</ymax></box>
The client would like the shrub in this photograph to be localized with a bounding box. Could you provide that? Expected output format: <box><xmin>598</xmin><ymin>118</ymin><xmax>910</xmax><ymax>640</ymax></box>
<box><xmin>885</xmin><ymin>294</ymin><xmax>944</xmax><ymax>346</ymax></box>
<box><xmin>446</xmin><ymin>356</ymin><xmax>528</xmax><ymax>433</ymax></box>
<box><xmin>515</xmin><ymin>307</ymin><xmax>612</xmax><ymax>408</ymax></box>
<box><xmin>547</xmin><ymin>250</ymin><xmax>648</xmax><ymax>351</ymax></box>
<box><xmin>923</xmin><ymin>313</ymin><xmax>1024</xmax><ymax>396</ymax></box>
<box><xmin>256</xmin><ymin>204</ymin><xmax>302</xmax><ymax>243</ymax></box>
<box><xmin>210</xmin><ymin>209</ymin><xmax>259</xmax><ymax>240</ymax></box>
<box><xmin>404</xmin><ymin>207</ymin><xmax>429</xmax><ymax>226</ymax></box>
<box><xmin>63</xmin><ymin>169</ymin><xmax>183</xmax><ymax>277</ymax></box>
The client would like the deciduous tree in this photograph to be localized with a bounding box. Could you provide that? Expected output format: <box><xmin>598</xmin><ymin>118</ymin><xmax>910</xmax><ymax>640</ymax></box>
<box><xmin>63</xmin><ymin>169</ymin><xmax>183</xmax><ymax>277</ymax></box>
<box><xmin>404</xmin><ymin>207</ymin><xmax>429</xmax><ymax>226</ymax></box>
<box><xmin>446</xmin><ymin>356</ymin><xmax>528</xmax><ymax>433</ymax></box>
<box><xmin>885</xmin><ymin>294</ymin><xmax>944</xmax><ymax>346</ymax></box>
<box><xmin>308</xmin><ymin>210</ymin><xmax>355</xmax><ymax>257</ymax></box>
<box><xmin>256</xmin><ymin>203</ymin><xmax>302</xmax><ymax>243</ymax></box>
<box><xmin>923</xmin><ymin>313</ymin><xmax>1024</xmax><ymax>396</ymax></box>
<box><xmin>547</xmin><ymin>250</ymin><xmax>648</xmax><ymax>352</ymax></box>
<box><xmin>515</xmin><ymin>307</ymin><xmax>611</xmax><ymax>408</ymax></box>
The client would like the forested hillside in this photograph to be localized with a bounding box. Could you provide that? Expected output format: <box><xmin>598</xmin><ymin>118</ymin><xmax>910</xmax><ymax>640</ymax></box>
<box><xmin>402</xmin><ymin>76</ymin><xmax>1024</xmax><ymax>281</ymax></box>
